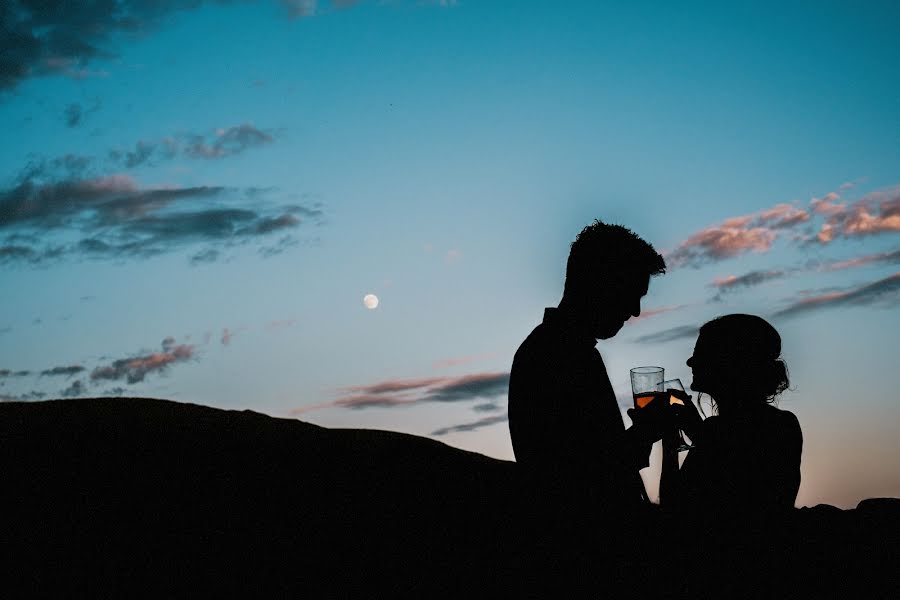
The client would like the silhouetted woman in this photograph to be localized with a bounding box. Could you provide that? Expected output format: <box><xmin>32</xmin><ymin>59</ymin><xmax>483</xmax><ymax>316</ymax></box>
<box><xmin>660</xmin><ymin>314</ymin><xmax>803</xmax><ymax>517</ymax></box>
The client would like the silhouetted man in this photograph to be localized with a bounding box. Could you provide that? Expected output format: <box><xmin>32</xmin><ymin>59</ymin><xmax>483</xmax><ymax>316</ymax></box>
<box><xmin>508</xmin><ymin>220</ymin><xmax>668</xmax><ymax>512</ymax></box>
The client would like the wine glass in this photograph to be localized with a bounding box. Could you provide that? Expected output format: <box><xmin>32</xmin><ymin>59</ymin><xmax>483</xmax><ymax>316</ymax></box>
<box><xmin>659</xmin><ymin>378</ymin><xmax>694</xmax><ymax>452</ymax></box>
<box><xmin>630</xmin><ymin>366</ymin><xmax>664</xmax><ymax>409</ymax></box>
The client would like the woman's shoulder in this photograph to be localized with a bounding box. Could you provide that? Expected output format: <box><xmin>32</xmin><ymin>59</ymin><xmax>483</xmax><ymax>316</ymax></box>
<box><xmin>764</xmin><ymin>404</ymin><xmax>802</xmax><ymax>430</ymax></box>
<box><xmin>760</xmin><ymin>405</ymin><xmax>804</xmax><ymax>451</ymax></box>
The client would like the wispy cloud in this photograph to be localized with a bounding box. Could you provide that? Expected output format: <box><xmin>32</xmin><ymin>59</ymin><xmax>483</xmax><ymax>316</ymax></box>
<box><xmin>108</xmin><ymin>124</ymin><xmax>276</xmax><ymax>168</ymax></box>
<box><xmin>39</xmin><ymin>365</ymin><xmax>86</xmax><ymax>377</ymax></box>
<box><xmin>771</xmin><ymin>273</ymin><xmax>900</xmax><ymax>319</ymax></box>
<box><xmin>281</xmin><ymin>0</ymin><xmax>326</xmax><ymax>18</ymax></box>
<box><xmin>338</xmin><ymin>376</ymin><xmax>450</xmax><ymax>395</ymax></box>
<box><xmin>431</xmin><ymin>413</ymin><xmax>509</xmax><ymax>437</ymax></box>
<box><xmin>183</xmin><ymin>124</ymin><xmax>274</xmax><ymax>159</ymax></box>
<box><xmin>756</xmin><ymin>203</ymin><xmax>810</xmax><ymax>229</ymax></box>
<box><xmin>90</xmin><ymin>339</ymin><xmax>195</xmax><ymax>384</ymax></box>
<box><xmin>294</xmin><ymin>371</ymin><xmax>510</xmax><ymax>414</ymax></box>
<box><xmin>279</xmin><ymin>1</ymin><xmax>451</xmax><ymax>19</ymax></box>
<box><xmin>328</xmin><ymin>394</ymin><xmax>419</xmax><ymax>410</ymax></box>
<box><xmin>64</xmin><ymin>104</ymin><xmax>83</xmax><ymax>128</ymax></box>
<box><xmin>707</xmin><ymin>269</ymin><xmax>788</xmax><ymax>302</ymax></box>
<box><xmin>0</xmin><ymin>369</ymin><xmax>30</xmax><ymax>377</ymax></box>
<box><xmin>0</xmin><ymin>173</ymin><xmax>219</xmax><ymax>230</ymax></box>
<box><xmin>0</xmin><ymin>170</ymin><xmax>318</xmax><ymax>265</ymax></box>
<box><xmin>817</xmin><ymin>248</ymin><xmax>900</xmax><ymax>272</ymax></box>
<box><xmin>60</xmin><ymin>380</ymin><xmax>86</xmax><ymax>397</ymax></box>
<box><xmin>1</xmin><ymin>0</ymin><xmax>455</xmax><ymax>93</ymax></box>
<box><xmin>810</xmin><ymin>191</ymin><xmax>846</xmax><ymax>217</ymax></box>
<box><xmin>63</xmin><ymin>100</ymin><xmax>101</xmax><ymax>128</ymax></box>
<box><xmin>1</xmin><ymin>2</ymin><xmax>299</xmax><ymax>93</ymax></box>
<box><xmin>632</xmin><ymin>325</ymin><xmax>699</xmax><ymax>344</ymax></box>
<box><xmin>700</xmin><ymin>247</ymin><xmax>899</xmax><ymax>302</ymax></box>
<box><xmin>627</xmin><ymin>305</ymin><xmax>684</xmax><ymax>323</ymax></box>
<box><xmin>0</xmin><ymin>0</ymin><xmax>186</xmax><ymax>92</ymax></box>
<box><xmin>0</xmin><ymin>390</ymin><xmax>46</xmax><ymax>402</ymax></box>
<box><xmin>189</xmin><ymin>248</ymin><xmax>221</xmax><ymax>265</ymax></box>
<box><xmin>424</xmin><ymin>372</ymin><xmax>510</xmax><ymax>402</ymax></box>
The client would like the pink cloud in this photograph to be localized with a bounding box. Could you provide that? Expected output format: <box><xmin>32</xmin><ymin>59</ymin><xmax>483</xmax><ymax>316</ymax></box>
<box><xmin>90</xmin><ymin>340</ymin><xmax>194</xmax><ymax>384</ymax></box>
<box><xmin>221</xmin><ymin>328</ymin><xmax>233</xmax><ymax>346</ymax></box>
<box><xmin>810</xmin><ymin>187</ymin><xmax>900</xmax><ymax>244</ymax></box>
<box><xmin>667</xmin><ymin>184</ymin><xmax>900</xmax><ymax>267</ymax></box>
<box><xmin>757</xmin><ymin>203</ymin><xmax>810</xmax><ymax>229</ymax></box>
<box><xmin>627</xmin><ymin>305</ymin><xmax>683</xmax><ymax>323</ymax></box>
<box><xmin>810</xmin><ymin>192</ymin><xmax>846</xmax><ymax>217</ymax></box>
<box><xmin>772</xmin><ymin>273</ymin><xmax>900</xmax><ymax>319</ymax></box>
<box><xmin>712</xmin><ymin>275</ymin><xmax>738</xmax><ymax>287</ymax></box>
<box><xmin>721</xmin><ymin>215</ymin><xmax>753</xmax><ymax>228</ymax></box>
<box><xmin>667</xmin><ymin>223</ymin><xmax>777</xmax><ymax>267</ymax></box>
<box><xmin>338</xmin><ymin>376</ymin><xmax>450</xmax><ymax>395</ymax></box>
<box><xmin>820</xmin><ymin>249</ymin><xmax>900</xmax><ymax>272</ymax></box>
<box><xmin>666</xmin><ymin>200</ymin><xmax>814</xmax><ymax>267</ymax></box>
<box><xmin>296</xmin><ymin>371</ymin><xmax>510</xmax><ymax>414</ymax></box>
<box><xmin>290</xmin><ymin>394</ymin><xmax>418</xmax><ymax>414</ymax></box>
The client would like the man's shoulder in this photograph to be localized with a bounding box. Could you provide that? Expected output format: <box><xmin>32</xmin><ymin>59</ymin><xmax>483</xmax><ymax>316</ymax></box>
<box><xmin>512</xmin><ymin>322</ymin><xmax>561</xmax><ymax>365</ymax></box>
<box><xmin>515</xmin><ymin>321</ymin><xmax>546</xmax><ymax>350</ymax></box>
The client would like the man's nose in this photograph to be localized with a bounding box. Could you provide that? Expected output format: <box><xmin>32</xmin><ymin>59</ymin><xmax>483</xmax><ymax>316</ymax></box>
<box><xmin>686</xmin><ymin>356</ymin><xmax>694</xmax><ymax>367</ymax></box>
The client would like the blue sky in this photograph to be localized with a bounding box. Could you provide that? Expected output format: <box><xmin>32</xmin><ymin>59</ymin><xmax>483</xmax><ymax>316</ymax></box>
<box><xmin>1</xmin><ymin>0</ymin><xmax>898</xmax><ymax>508</ymax></box>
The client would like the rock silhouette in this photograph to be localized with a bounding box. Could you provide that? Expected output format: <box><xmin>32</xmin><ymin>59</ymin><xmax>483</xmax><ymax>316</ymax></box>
<box><xmin>1</xmin><ymin>398</ymin><xmax>897</xmax><ymax>597</ymax></box>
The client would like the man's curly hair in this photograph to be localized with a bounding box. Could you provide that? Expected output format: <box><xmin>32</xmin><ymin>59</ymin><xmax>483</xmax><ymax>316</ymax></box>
<box><xmin>564</xmin><ymin>220</ymin><xmax>666</xmax><ymax>300</ymax></box>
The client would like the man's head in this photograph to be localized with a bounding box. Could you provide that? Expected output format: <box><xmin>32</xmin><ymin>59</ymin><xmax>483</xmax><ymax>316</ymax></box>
<box><xmin>562</xmin><ymin>220</ymin><xmax>666</xmax><ymax>339</ymax></box>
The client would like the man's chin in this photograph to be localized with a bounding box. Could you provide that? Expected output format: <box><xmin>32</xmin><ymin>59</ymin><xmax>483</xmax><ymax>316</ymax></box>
<box><xmin>596</xmin><ymin>321</ymin><xmax>625</xmax><ymax>340</ymax></box>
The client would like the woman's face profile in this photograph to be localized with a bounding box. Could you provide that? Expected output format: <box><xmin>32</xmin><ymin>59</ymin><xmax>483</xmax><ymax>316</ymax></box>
<box><xmin>687</xmin><ymin>333</ymin><xmax>719</xmax><ymax>396</ymax></box>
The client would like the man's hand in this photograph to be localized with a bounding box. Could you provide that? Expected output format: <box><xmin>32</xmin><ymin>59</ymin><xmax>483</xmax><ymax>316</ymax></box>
<box><xmin>627</xmin><ymin>397</ymin><xmax>677</xmax><ymax>447</ymax></box>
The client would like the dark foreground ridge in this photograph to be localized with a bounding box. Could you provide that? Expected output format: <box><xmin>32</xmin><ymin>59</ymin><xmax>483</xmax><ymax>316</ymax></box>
<box><xmin>2</xmin><ymin>398</ymin><xmax>897</xmax><ymax>597</ymax></box>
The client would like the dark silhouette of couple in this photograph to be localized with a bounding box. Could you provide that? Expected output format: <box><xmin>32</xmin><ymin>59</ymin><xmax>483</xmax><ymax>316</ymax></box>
<box><xmin>508</xmin><ymin>220</ymin><xmax>803</xmax><ymax>524</ymax></box>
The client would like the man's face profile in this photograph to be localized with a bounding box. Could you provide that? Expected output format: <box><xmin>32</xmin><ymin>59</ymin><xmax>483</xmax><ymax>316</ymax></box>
<box><xmin>592</xmin><ymin>272</ymin><xmax>650</xmax><ymax>340</ymax></box>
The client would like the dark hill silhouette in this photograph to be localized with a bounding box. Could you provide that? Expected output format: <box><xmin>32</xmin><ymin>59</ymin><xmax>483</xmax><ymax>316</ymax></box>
<box><xmin>1</xmin><ymin>397</ymin><xmax>897</xmax><ymax>597</ymax></box>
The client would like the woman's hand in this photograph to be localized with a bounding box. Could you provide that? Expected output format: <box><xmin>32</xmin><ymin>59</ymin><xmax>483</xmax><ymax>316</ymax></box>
<box><xmin>670</xmin><ymin>390</ymin><xmax>703</xmax><ymax>443</ymax></box>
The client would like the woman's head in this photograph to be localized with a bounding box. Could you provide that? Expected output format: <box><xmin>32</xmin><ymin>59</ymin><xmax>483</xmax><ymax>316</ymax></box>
<box><xmin>687</xmin><ymin>314</ymin><xmax>789</xmax><ymax>411</ymax></box>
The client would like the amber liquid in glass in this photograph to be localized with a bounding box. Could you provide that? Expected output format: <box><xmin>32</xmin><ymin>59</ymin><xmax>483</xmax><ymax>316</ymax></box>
<box><xmin>633</xmin><ymin>392</ymin><xmax>659</xmax><ymax>409</ymax></box>
<box><xmin>634</xmin><ymin>391</ymin><xmax>684</xmax><ymax>409</ymax></box>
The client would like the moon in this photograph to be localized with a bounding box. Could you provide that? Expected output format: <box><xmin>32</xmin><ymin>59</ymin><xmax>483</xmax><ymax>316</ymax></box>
<box><xmin>363</xmin><ymin>294</ymin><xmax>379</xmax><ymax>310</ymax></box>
